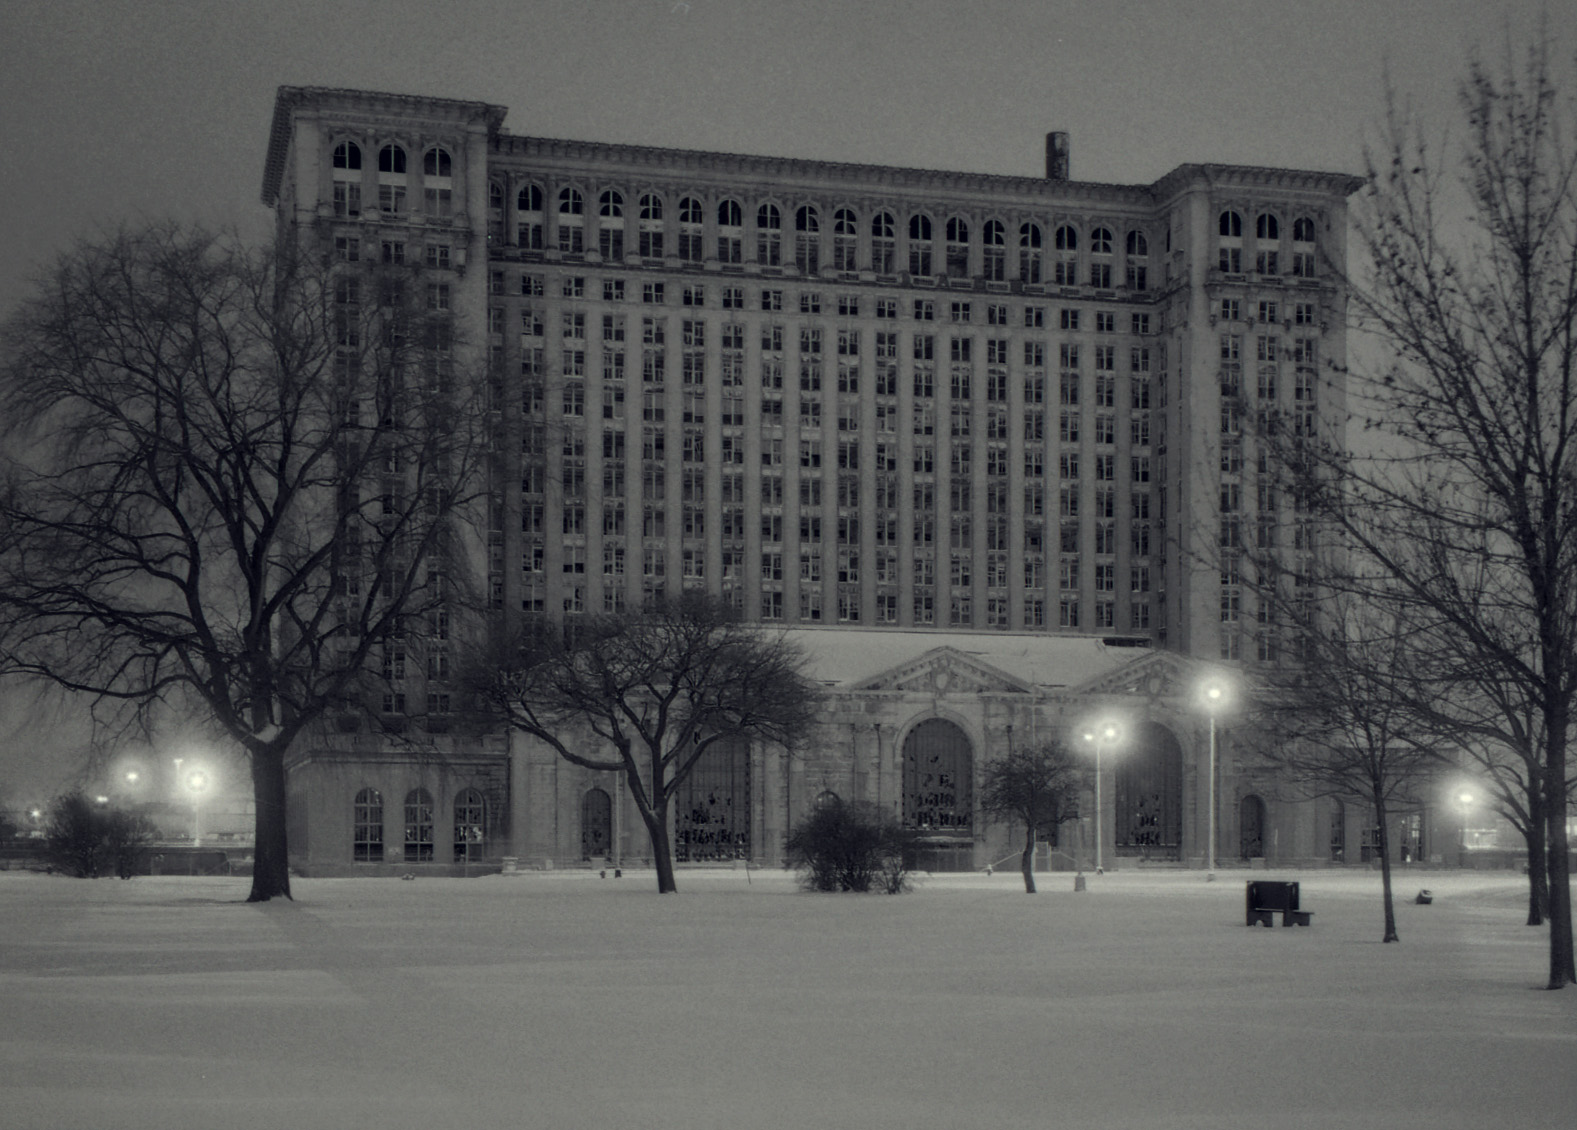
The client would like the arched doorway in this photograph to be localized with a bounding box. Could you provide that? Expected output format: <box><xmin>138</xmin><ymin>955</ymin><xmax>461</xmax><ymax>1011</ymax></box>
<box><xmin>581</xmin><ymin>788</ymin><xmax>611</xmax><ymax>861</ymax></box>
<box><xmin>1113</xmin><ymin>722</ymin><xmax>1182</xmax><ymax>861</ymax></box>
<box><xmin>675</xmin><ymin>737</ymin><xmax>751</xmax><ymax>861</ymax></box>
<box><xmin>901</xmin><ymin>718</ymin><xmax>974</xmax><ymax>871</ymax></box>
<box><xmin>1240</xmin><ymin>794</ymin><xmax>1266</xmax><ymax>860</ymax></box>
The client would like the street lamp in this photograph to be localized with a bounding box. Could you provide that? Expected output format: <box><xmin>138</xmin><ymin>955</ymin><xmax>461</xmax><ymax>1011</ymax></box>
<box><xmin>186</xmin><ymin>769</ymin><xmax>210</xmax><ymax>847</ymax></box>
<box><xmin>1199</xmin><ymin>676</ymin><xmax>1232</xmax><ymax>879</ymax></box>
<box><xmin>1455</xmin><ymin>788</ymin><xmax>1474</xmax><ymax>868</ymax></box>
<box><xmin>1080</xmin><ymin>720</ymin><xmax>1123</xmax><ymax>873</ymax></box>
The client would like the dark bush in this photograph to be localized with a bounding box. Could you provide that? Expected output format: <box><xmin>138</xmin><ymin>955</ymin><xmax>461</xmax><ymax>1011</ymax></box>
<box><xmin>46</xmin><ymin>792</ymin><xmax>156</xmax><ymax>878</ymax></box>
<box><xmin>785</xmin><ymin>799</ymin><xmax>910</xmax><ymax>893</ymax></box>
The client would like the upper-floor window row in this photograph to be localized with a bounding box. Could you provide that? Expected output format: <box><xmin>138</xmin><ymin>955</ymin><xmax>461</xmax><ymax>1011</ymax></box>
<box><xmin>1217</xmin><ymin>209</ymin><xmax>1321</xmax><ymax>277</ymax></box>
<box><xmin>486</xmin><ymin>181</ymin><xmax>1160</xmax><ymax>285</ymax></box>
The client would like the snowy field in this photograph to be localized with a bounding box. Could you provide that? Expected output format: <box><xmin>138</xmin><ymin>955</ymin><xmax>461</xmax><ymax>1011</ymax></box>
<box><xmin>1</xmin><ymin>867</ymin><xmax>1572</xmax><ymax>1130</ymax></box>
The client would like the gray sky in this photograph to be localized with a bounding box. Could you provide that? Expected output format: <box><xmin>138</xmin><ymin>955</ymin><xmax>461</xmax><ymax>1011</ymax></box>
<box><xmin>0</xmin><ymin>0</ymin><xmax>1558</xmax><ymax>797</ymax></box>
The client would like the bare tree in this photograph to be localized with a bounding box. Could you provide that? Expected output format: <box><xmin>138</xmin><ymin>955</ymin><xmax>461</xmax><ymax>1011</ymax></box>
<box><xmin>979</xmin><ymin>741</ymin><xmax>1086</xmax><ymax>894</ymax></box>
<box><xmin>472</xmin><ymin>593</ymin><xmax>820</xmax><ymax>893</ymax></box>
<box><xmin>1285</xmin><ymin>36</ymin><xmax>1577</xmax><ymax>985</ymax></box>
<box><xmin>1255</xmin><ymin>596</ymin><xmax>1444</xmax><ymax>942</ymax></box>
<box><xmin>0</xmin><ymin>224</ymin><xmax>488</xmax><ymax>901</ymax></box>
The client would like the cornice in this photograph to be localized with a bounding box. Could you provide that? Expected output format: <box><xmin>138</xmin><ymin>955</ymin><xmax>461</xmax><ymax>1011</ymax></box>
<box><xmin>1150</xmin><ymin>163</ymin><xmax>1367</xmax><ymax>205</ymax></box>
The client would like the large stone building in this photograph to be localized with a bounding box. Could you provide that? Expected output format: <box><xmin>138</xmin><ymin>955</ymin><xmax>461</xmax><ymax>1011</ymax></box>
<box><xmin>264</xmin><ymin>86</ymin><xmax>1436</xmax><ymax>877</ymax></box>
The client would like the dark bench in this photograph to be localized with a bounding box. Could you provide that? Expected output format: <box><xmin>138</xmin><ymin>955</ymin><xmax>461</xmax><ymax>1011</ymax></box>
<box><xmin>1246</xmin><ymin>880</ymin><xmax>1314</xmax><ymax>927</ymax></box>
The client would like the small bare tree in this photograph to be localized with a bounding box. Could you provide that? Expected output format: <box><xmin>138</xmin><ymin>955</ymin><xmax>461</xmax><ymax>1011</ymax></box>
<box><xmin>0</xmin><ymin>224</ymin><xmax>488</xmax><ymax>901</ymax></box>
<box><xmin>980</xmin><ymin>741</ymin><xmax>1087</xmax><ymax>894</ymax></box>
<box><xmin>472</xmin><ymin>593</ymin><xmax>820</xmax><ymax>893</ymax></box>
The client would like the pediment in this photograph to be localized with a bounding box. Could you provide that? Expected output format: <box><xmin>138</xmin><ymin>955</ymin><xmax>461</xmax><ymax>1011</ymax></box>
<box><xmin>1068</xmin><ymin>650</ymin><xmax>1203</xmax><ymax>701</ymax></box>
<box><xmin>848</xmin><ymin>646</ymin><xmax>1032</xmax><ymax>696</ymax></box>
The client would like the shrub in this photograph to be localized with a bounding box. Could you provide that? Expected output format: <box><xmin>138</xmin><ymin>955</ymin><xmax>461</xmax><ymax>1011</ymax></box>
<box><xmin>785</xmin><ymin>799</ymin><xmax>910</xmax><ymax>893</ymax></box>
<box><xmin>45</xmin><ymin>792</ymin><xmax>156</xmax><ymax>878</ymax></box>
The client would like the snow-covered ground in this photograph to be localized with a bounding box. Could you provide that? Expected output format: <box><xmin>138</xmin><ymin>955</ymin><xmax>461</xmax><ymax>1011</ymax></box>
<box><xmin>1</xmin><ymin>867</ymin><xmax>1572</xmax><ymax>1129</ymax></box>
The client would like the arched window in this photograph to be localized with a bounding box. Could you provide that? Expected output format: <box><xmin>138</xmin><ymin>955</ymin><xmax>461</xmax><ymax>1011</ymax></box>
<box><xmin>581</xmin><ymin>788</ymin><xmax>612</xmax><ymax>860</ymax></box>
<box><xmin>1090</xmin><ymin>227</ymin><xmax>1114</xmax><ymax>283</ymax></box>
<box><xmin>832</xmin><ymin>207</ymin><xmax>858</xmax><ymax>271</ymax></box>
<box><xmin>944</xmin><ymin>216</ymin><xmax>970</xmax><ymax>277</ymax></box>
<box><xmin>332</xmin><ymin>142</ymin><xmax>362</xmax><ymax>218</ymax></box>
<box><xmin>487</xmin><ymin>182</ymin><xmax>504</xmax><ymax>242</ymax></box>
<box><xmin>1125</xmin><ymin>230</ymin><xmax>1149</xmax><ymax>290</ymax></box>
<box><xmin>1019</xmin><ymin>222</ymin><xmax>1043</xmax><ymax>284</ymax></box>
<box><xmin>638</xmin><ymin>193</ymin><xmax>665</xmax><ymax>259</ymax></box>
<box><xmin>871</xmin><ymin>211</ymin><xmax>896</xmax><ymax>273</ymax></box>
<box><xmin>1329</xmin><ymin>798</ymin><xmax>1346</xmax><ymax>863</ymax></box>
<box><xmin>814</xmin><ymin>789</ymin><xmax>841</xmax><ymax>810</ymax></box>
<box><xmin>377</xmin><ymin>145</ymin><xmax>406</xmax><ymax>215</ymax></box>
<box><xmin>717</xmin><ymin>199</ymin><xmax>743</xmax><ymax>264</ymax></box>
<box><xmin>422</xmin><ymin>147</ymin><xmax>451</xmax><ymax>178</ymax></box>
<box><xmin>1219</xmin><ymin>210</ymin><xmax>1243</xmax><ymax>273</ymax></box>
<box><xmin>422</xmin><ymin>147</ymin><xmax>452</xmax><ymax>218</ymax></box>
<box><xmin>453</xmin><ymin>788</ymin><xmax>485</xmax><ymax>862</ymax></box>
<box><xmin>1255</xmin><ymin>213</ymin><xmax>1280</xmax><ymax>274</ymax></box>
<box><xmin>353</xmin><ymin>788</ymin><xmax>383</xmax><ymax>862</ymax></box>
<box><xmin>1239</xmin><ymin>794</ymin><xmax>1266</xmax><ymax>860</ymax></box>
<box><xmin>675</xmin><ymin>737</ymin><xmax>752</xmax><ymax>862</ymax></box>
<box><xmin>678</xmin><ymin>196</ymin><xmax>705</xmax><ymax>262</ymax></box>
<box><xmin>1090</xmin><ymin>227</ymin><xmax>1113</xmax><ymax>255</ymax></box>
<box><xmin>599</xmin><ymin>190</ymin><xmax>625</xmax><ymax>260</ymax></box>
<box><xmin>558</xmin><ymin>187</ymin><xmax>585</xmax><ymax>255</ymax></box>
<box><xmin>757</xmin><ymin>202</ymin><xmax>782</xmax><ymax>266</ymax></box>
<box><xmin>794</xmin><ymin>205</ymin><xmax>820</xmax><ymax>273</ymax></box>
<box><xmin>981</xmin><ymin>219</ymin><xmax>1006</xmax><ymax>282</ymax></box>
<box><xmin>517</xmin><ymin>184</ymin><xmax>544</xmax><ymax>250</ymax></box>
<box><xmin>403</xmin><ymin>788</ymin><xmax>434</xmax><ymax>863</ymax></box>
<box><xmin>908</xmin><ymin>214</ymin><xmax>933</xmax><ymax>276</ymax></box>
<box><xmin>1292</xmin><ymin>217</ymin><xmax>1317</xmax><ymax>277</ymax></box>
<box><xmin>1054</xmin><ymin>224</ymin><xmax>1078</xmax><ymax>285</ymax></box>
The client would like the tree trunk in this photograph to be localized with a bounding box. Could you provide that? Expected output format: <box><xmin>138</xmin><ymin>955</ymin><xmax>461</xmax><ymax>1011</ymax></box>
<box><xmin>247</xmin><ymin>744</ymin><xmax>292</xmax><ymax>902</ymax></box>
<box><xmin>1543</xmin><ymin>738</ymin><xmax>1575</xmax><ymax>988</ymax></box>
<box><xmin>1373</xmin><ymin>793</ymin><xmax>1398</xmax><ymax>943</ymax></box>
<box><xmin>633</xmin><ymin>797</ymin><xmax>678</xmax><ymax>894</ymax></box>
<box><xmin>1522</xmin><ymin>800</ymin><xmax>1548</xmax><ymax>927</ymax></box>
<box><xmin>1021</xmin><ymin>824</ymin><xmax>1036</xmax><ymax>893</ymax></box>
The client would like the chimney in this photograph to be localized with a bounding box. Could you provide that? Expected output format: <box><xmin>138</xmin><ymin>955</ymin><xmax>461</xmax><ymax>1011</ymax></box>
<box><xmin>1045</xmin><ymin>132</ymin><xmax>1070</xmax><ymax>181</ymax></box>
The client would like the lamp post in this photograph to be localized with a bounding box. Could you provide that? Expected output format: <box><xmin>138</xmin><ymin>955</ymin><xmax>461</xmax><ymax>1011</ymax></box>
<box><xmin>1455</xmin><ymin>788</ymin><xmax>1474</xmax><ymax>869</ymax></box>
<box><xmin>186</xmin><ymin>769</ymin><xmax>209</xmax><ymax>847</ymax></box>
<box><xmin>1199</xmin><ymin>677</ymin><xmax>1230</xmax><ymax>879</ymax></box>
<box><xmin>1080</xmin><ymin>720</ymin><xmax>1123</xmax><ymax>873</ymax></box>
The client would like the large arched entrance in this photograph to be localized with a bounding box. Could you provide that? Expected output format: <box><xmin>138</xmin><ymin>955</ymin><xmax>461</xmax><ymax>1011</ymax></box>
<box><xmin>1113</xmin><ymin>721</ymin><xmax>1183</xmax><ymax>861</ymax></box>
<box><xmin>675</xmin><ymin>737</ymin><xmax>751</xmax><ymax>862</ymax></box>
<box><xmin>901</xmin><ymin>718</ymin><xmax>974</xmax><ymax>871</ymax></box>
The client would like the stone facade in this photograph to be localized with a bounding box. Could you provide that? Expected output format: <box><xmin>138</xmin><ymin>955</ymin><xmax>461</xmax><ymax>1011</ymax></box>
<box><xmin>261</xmin><ymin>87</ymin><xmax>1450</xmax><ymax>877</ymax></box>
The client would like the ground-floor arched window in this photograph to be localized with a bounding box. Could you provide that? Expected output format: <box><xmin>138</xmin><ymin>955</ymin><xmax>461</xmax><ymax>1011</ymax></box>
<box><xmin>354</xmin><ymin>788</ymin><xmax>383</xmax><ymax>862</ymax></box>
<box><xmin>676</xmin><ymin>738</ymin><xmax>751</xmax><ymax>861</ymax></box>
<box><xmin>404</xmin><ymin>788</ymin><xmax>434</xmax><ymax>862</ymax></box>
<box><xmin>454</xmin><ymin>788</ymin><xmax>485</xmax><ymax>862</ymax></box>
<box><xmin>1329</xmin><ymin>799</ymin><xmax>1346</xmax><ymax>862</ymax></box>
<box><xmin>581</xmin><ymin>787</ymin><xmax>611</xmax><ymax>860</ymax></box>
<box><xmin>1240</xmin><ymin>794</ymin><xmax>1266</xmax><ymax>859</ymax></box>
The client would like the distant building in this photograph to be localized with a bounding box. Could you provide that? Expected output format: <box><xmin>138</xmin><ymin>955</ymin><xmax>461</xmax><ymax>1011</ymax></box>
<box><xmin>261</xmin><ymin>86</ymin><xmax>1436</xmax><ymax>876</ymax></box>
